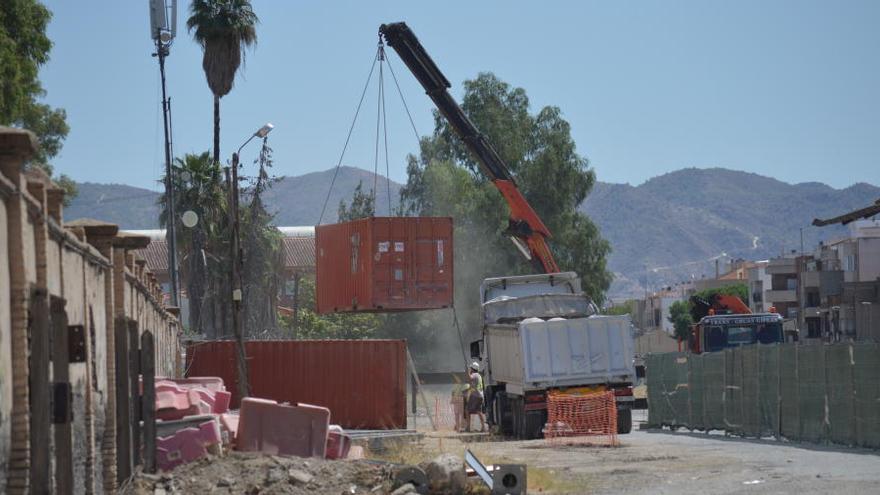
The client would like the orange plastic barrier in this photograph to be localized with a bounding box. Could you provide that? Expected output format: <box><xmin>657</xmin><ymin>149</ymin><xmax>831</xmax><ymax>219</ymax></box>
<box><xmin>543</xmin><ymin>391</ymin><xmax>618</xmax><ymax>447</ymax></box>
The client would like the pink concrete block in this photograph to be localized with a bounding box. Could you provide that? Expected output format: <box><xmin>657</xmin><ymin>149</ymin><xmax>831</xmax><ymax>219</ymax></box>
<box><xmin>236</xmin><ymin>398</ymin><xmax>330</xmax><ymax>458</ymax></box>
<box><xmin>219</xmin><ymin>413</ymin><xmax>240</xmax><ymax>444</ymax></box>
<box><xmin>212</xmin><ymin>390</ymin><xmax>232</xmax><ymax>414</ymax></box>
<box><xmin>156</xmin><ymin>419</ymin><xmax>222</xmax><ymax>471</ymax></box>
<box><xmin>170</xmin><ymin>377</ymin><xmax>226</xmax><ymax>392</ymax></box>
<box><xmin>325</xmin><ymin>425</ymin><xmax>351</xmax><ymax>460</ymax></box>
<box><xmin>155</xmin><ymin>384</ymin><xmax>212</xmax><ymax>421</ymax></box>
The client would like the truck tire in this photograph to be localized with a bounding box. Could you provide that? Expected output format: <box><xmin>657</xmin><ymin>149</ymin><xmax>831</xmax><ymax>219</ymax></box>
<box><xmin>510</xmin><ymin>397</ymin><xmax>546</xmax><ymax>440</ymax></box>
<box><xmin>617</xmin><ymin>408</ymin><xmax>632</xmax><ymax>434</ymax></box>
<box><xmin>495</xmin><ymin>392</ymin><xmax>515</xmax><ymax>436</ymax></box>
<box><xmin>524</xmin><ymin>409</ymin><xmax>547</xmax><ymax>440</ymax></box>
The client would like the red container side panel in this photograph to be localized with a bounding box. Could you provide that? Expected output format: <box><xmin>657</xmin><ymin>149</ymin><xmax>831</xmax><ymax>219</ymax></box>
<box><xmin>315</xmin><ymin>217</ymin><xmax>453</xmax><ymax>314</ymax></box>
<box><xmin>184</xmin><ymin>340</ymin><xmax>407</xmax><ymax>429</ymax></box>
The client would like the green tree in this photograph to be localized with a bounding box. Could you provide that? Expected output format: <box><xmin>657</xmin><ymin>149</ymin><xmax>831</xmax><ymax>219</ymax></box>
<box><xmin>240</xmin><ymin>137</ymin><xmax>283</xmax><ymax>337</ymax></box>
<box><xmin>668</xmin><ymin>300</ymin><xmax>693</xmax><ymax>341</ymax></box>
<box><xmin>604</xmin><ymin>300</ymin><xmax>634</xmax><ymax>316</ymax></box>
<box><xmin>279</xmin><ymin>277</ymin><xmax>383</xmax><ymax>340</ymax></box>
<box><xmin>689</xmin><ymin>284</ymin><xmax>749</xmax><ymax>321</ymax></box>
<box><xmin>337</xmin><ymin>180</ymin><xmax>375</xmax><ymax>221</ymax></box>
<box><xmin>0</xmin><ymin>0</ymin><xmax>74</xmax><ymax>200</ymax></box>
<box><xmin>159</xmin><ymin>151</ymin><xmax>229</xmax><ymax>337</ymax></box>
<box><xmin>400</xmin><ymin>72</ymin><xmax>612</xmax><ymax>303</ymax></box>
<box><xmin>187</xmin><ymin>0</ymin><xmax>258</xmax><ymax>164</ymax></box>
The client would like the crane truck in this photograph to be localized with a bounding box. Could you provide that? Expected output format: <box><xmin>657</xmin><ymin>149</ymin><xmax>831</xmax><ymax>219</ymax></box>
<box><xmin>687</xmin><ymin>293</ymin><xmax>786</xmax><ymax>353</ymax></box>
<box><xmin>380</xmin><ymin>22</ymin><xmax>636</xmax><ymax>439</ymax></box>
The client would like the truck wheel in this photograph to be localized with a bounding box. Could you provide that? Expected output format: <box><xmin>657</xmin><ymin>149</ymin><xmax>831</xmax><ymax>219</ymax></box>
<box><xmin>524</xmin><ymin>409</ymin><xmax>547</xmax><ymax>440</ymax></box>
<box><xmin>497</xmin><ymin>393</ymin><xmax>514</xmax><ymax>436</ymax></box>
<box><xmin>617</xmin><ymin>408</ymin><xmax>632</xmax><ymax>434</ymax></box>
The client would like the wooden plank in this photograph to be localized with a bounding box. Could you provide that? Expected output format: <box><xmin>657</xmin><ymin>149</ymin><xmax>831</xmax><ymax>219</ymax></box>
<box><xmin>406</xmin><ymin>349</ymin><xmax>436</xmax><ymax>431</ymax></box>
<box><xmin>128</xmin><ymin>320</ymin><xmax>141</xmax><ymax>467</ymax></box>
<box><xmin>29</xmin><ymin>287</ymin><xmax>51</xmax><ymax>493</ymax></box>
<box><xmin>141</xmin><ymin>331</ymin><xmax>156</xmax><ymax>473</ymax></box>
<box><xmin>114</xmin><ymin>317</ymin><xmax>131</xmax><ymax>483</ymax></box>
<box><xmin>51</xmin><ymin>296</ymin><xmax>73</xmax><ymax>494</ymax></box>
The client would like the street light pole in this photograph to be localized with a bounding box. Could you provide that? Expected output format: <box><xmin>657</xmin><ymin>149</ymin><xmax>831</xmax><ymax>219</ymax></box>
<box><xmin>228</xmin><ymin>123</ymin><xmax>274</xmax><ymax>400</ymax></box>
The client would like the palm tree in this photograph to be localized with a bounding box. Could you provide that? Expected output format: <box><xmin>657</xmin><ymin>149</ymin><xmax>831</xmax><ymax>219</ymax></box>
<box><xmin>186</xmin><ymin>0</ymin><xmax>258</xmax><ymax>165</ymax></box>
<box><xmin>159</xmin><ymin>152</ymin><xmax>228</xmax><ymax>336</ymax></box>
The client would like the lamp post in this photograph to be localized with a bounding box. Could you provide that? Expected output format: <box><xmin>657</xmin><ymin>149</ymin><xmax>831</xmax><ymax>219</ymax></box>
<box><xmin>228</xmin><ymin>123</ymin><xmax>274</xmax><ymax>400</ymax></box>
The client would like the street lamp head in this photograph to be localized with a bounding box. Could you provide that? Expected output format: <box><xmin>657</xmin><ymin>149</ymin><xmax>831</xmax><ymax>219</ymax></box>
<box><xmin>255</xmin><ymin>123</ymin><xmax>274</xmax><ymax>138</ymax></box>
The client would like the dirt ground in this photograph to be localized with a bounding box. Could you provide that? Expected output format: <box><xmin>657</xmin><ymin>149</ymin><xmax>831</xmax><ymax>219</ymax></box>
<box><xmin>417</xmin><ymin>410</ymin><xmax>880</xmax><ymax>494</ymax></box>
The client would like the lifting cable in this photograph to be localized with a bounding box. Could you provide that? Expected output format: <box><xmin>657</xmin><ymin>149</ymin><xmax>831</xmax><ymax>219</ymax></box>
<box><xmin>318</xmin><ymin>47</ymin><xmax>380</xmax><ymax>224</ymax></box>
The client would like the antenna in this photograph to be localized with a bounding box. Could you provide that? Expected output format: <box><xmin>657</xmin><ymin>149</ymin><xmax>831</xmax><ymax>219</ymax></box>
<box><xmin>149</xmin><ymin>0</ymin><xmax>177</xmax><ymax>43</ymax></box>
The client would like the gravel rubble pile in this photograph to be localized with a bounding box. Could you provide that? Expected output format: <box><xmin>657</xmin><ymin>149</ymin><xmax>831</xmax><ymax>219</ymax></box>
<box><xmin>121</xmin><ymin>452</ymin><xmax>399</xmax><ymax>494</ymax></box>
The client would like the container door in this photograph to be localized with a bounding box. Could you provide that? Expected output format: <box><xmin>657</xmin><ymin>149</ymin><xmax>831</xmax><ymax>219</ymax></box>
<box><xmin>373</xmin><ymin>219</ymin><xmax>408</xmax><ymax>308</ymax></box>
<box><xmin>413</xmin><ymin>220</ymin><xmax>452</xmax><ymax>307</ymax></box>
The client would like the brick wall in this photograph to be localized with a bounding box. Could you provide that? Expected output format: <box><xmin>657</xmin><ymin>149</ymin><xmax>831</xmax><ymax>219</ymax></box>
<box><xmin>0</xmin><ymin>126</ymin><xmax>181</xmax><ymax>493</ymax></box>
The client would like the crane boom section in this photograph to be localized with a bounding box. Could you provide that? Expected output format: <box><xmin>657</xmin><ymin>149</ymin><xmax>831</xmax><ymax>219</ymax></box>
<box><xmin>380</xmin><ymin>22</ymin><xmax>559</xmax><ymax>273</ymax></box>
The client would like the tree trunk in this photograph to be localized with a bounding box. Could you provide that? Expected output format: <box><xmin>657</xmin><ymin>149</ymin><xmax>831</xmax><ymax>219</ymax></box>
<box><xmin>213</xmin><ymin>95</ymin><xmax>221</xmax><ymax>165</ymax></box>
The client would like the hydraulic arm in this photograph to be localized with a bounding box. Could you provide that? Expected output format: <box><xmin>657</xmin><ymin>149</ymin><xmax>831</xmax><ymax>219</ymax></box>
<box><xmin>379</xmin><ymin>22</ymin><xmax>560</xmax><ymax>274</ymax></box>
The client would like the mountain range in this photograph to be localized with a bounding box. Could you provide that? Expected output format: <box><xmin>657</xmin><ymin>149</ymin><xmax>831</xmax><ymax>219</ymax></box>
<box><xmin>66</xmin><ymin>166</ymin><xmax>879</xmax><ymax>299</ymax></box>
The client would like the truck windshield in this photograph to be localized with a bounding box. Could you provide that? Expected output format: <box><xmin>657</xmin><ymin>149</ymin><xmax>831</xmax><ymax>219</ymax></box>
<box><xmin>705</xmin><ymin>321</ymin><xmax>783</xmax><ymax>352</ymax></box>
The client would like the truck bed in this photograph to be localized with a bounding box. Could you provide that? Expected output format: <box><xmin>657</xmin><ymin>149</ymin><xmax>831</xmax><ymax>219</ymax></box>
<box><xmin>486</xmin><ymin>315</ymin><xmax>635</xmax><ymax>393</ymax></box>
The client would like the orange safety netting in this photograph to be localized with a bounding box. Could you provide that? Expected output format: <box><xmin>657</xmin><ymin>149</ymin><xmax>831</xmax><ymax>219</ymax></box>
<box><xmin>544</xmin><ymin>391</ymin><xmax>619</xmax><ymax>447</ymax></box>
<box><xmin>434</xmin><ymin>395</ymin><xmax>465</xmax><ymax>431</ymax></box>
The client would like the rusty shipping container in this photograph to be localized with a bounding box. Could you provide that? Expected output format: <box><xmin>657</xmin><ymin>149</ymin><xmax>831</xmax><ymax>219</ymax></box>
<box><xmin>315</xmin><ymin>216</ymin><xmax>453</xmax><ymax>314</ymax></box>
<box><xmin>185</xmin><ymin>340</ymin><xmax>407</xmax><ymax>429</ymax></box>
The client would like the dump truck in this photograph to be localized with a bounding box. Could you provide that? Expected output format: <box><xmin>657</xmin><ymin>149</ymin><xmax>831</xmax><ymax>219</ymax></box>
<box><xmin>471</xmin><ymin>272</ymin><xmax>636</xmax><ymax>439</ymax></box>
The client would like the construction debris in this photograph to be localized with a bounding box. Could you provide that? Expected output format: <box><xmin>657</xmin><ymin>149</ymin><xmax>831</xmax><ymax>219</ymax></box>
<box><xmin>121</xmin><ymin>452</ymin><xmax>394</xmax><ymax>494</ymax></box>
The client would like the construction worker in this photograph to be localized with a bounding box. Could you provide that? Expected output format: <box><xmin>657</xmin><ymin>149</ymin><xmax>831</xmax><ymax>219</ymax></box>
<box><xmin>464</xmin><ymin>361</ymin><xmax>486</xmax><ymax>432</ymax></box>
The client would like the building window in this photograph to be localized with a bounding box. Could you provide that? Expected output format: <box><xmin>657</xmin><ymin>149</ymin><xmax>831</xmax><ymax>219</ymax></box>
<box><xmin>786</xmin><ymin>278</ymin><xmax>797</xmax><ymax>290</ymax></box>
<box><xmin>844</xmin><ymin>254</ymin><xmax>855</xmax><ymax>272</ymax></box>
<box><xmin>806</xmin><ymin>318</ymin><xmax>821</xmax><ymax>339</ymax></box>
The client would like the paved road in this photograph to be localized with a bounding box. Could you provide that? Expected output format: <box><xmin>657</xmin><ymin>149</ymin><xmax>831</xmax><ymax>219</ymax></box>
<box><xmin>465</xmin><ymin>411</ymin><xmax>880</xmax><ymax>494</ymax></box>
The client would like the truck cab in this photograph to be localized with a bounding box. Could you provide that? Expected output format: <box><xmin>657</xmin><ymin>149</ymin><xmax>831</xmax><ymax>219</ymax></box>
<box><xmin>473</xmin><ymin>272</ymin><xmax>636</xmax><ymax>439</ymax></box>
<box><xmin>689</xmin><ymin>313</ymin><xmax>785</xmax><ymax>353</ymax></box>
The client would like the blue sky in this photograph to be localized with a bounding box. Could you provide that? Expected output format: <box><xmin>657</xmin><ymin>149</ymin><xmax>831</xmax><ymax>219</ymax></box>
<box><xmin>41</xmin><ymin>1</ymin><xmax>879</xmax><ymax>191</ymax></box>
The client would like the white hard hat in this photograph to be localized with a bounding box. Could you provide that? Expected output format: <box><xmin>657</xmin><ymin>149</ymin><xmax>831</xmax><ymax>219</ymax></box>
<box><xmin>470</xmin><ymin>361</ymin><xmax>481</xmax><ymax>372</ymax></box>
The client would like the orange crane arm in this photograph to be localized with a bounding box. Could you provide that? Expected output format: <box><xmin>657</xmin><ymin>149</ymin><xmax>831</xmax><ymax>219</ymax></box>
<box><xmin>379</xmin><ymin>22</ymin><xmax>560</xmax><ymax>274</ymax></box>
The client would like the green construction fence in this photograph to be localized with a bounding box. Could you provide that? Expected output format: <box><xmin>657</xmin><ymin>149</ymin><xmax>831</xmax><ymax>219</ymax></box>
<box><xmin>645</xmin><ymin>342</ymin><xmax>880</xmax><ymax>448</ymax></box>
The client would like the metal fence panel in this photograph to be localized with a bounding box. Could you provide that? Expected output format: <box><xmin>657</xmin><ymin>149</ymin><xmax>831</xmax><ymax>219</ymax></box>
<box><xmin>779</xmin><ymin>344</ymin><xmax>800</xmax><ymax>439</ymax></box>
<box><xmin>797</xmin><ymin>345</ymin><xmax>826</xmax><ymax>443</ymax></box>
<box><xmin>757</xmin><ymin>344</ymin><xmax>780</xmax><ymax>438</ymax></box>
<box><xmin>741</xmin><ymin>345</ymin><xmax>761</xmax><ymax>437</ymax></box>
<box><xmin>825</xmin><ymin>344</ymin><xmax>854</xmax><ymax>445</ymax></box>
<box><xmin>853</xmin><ymin>343</ymin><xmax>880</xmax><ymax>448</ymax></box>
<box><xmin>689</xmin><ymin>355</ymin><xmax>705</xmax><ymax>430</ymax></box>
<box><xmin>724</xmin><ymin>349</ymin><xmax>743</xmax><ymax>434</ymax></box>
<box><xmin>703</xmin><ymin>351</ymin><xmax>726</xmax><ymax>431</ymax></box>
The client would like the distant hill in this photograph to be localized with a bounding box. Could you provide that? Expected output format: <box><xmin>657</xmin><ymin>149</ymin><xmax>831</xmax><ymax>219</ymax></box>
<box><xmin>66</xmin><ymin>167</ymin><xmax>879</xmax><ymax>299</ymax></box>
<box><xmin>581</xmin><ymin>168</ymin><xmax>880</xmax><ymax>298</ymax></box>
<box><xmin>65</xmin><ymin>182</ymin><xmax>162</xmax><ymax>229</ymax></box>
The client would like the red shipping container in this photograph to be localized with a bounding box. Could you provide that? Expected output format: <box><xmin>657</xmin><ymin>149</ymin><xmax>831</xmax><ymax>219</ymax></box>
<box><xmin>185</xmin><ymin>340</ymin><xmax>407</xmax><ymax>429</ymax></box>
<box><xmin>315</xmin><ymin>216</ymin><xmax>453</xmax><ymax>314</ymax></box>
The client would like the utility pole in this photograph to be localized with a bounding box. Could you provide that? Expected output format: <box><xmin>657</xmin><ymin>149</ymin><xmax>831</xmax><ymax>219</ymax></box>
<box><xmin>226</xmin><ymin>123</ymin><xmax>272</xmax><ymax>400</ymax></box>
<box><xmin>226</xmin><ymin>159</ymin><xmax>249</xmax><ymax>399</ymax></box>
<box><xmin>155</xmin><ymin>35</ymin><xmax>179</xmax><ymax>307</ymax></box>
<box><xmin>150</xmin><ymin>0</ymin><xmax>180</xmax><ymax>307</ymax></box>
